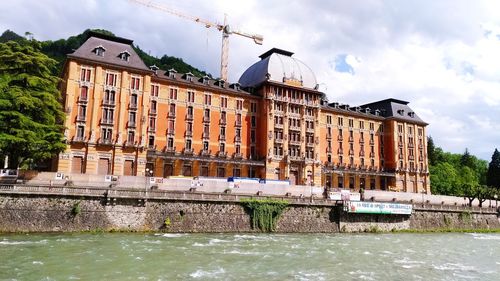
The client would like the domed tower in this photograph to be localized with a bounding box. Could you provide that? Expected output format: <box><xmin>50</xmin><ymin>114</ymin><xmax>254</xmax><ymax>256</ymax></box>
<box><xmin>239</xmin><ymin>48</ymin><xmax>323</xmax><ymax>186</ymax></box>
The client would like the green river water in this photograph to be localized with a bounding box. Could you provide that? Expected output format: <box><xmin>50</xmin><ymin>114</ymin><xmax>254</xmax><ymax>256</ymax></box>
<box><xmin>0</xmin><ymin>232</ymin><xmax>499</xmax><ymax>280</ymax></box>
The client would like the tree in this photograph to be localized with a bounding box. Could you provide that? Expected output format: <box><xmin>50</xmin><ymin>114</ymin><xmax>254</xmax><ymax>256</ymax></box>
<box><xmin>460</xmin><ymin>148</ymin><xmax>476</xmax><ymax>169</ymax></box>
<box><xmin>0</xmin><ymin>40</ymin><xmax>65</xmax><ymax>168</ymax></box>
<box><xmin>430</xmin><ymin>162</ymin><xmax>460</xmax><ymax>195</ymax></box>
<box><xmin>487</xmin><ymin>148</ymin><xmax>500</xmax><ymax>188</ymax></box>
<box><xmin>427</xmin><ymin>136</ymin><xmax>437</xmax><ymax>165</ymax></box>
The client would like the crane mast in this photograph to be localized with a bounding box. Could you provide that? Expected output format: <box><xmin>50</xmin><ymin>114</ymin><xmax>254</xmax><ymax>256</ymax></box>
<box><xmin>129</xmin><ymin>0</ymin><xmax>263</xmax><ymax>81</ymax></box>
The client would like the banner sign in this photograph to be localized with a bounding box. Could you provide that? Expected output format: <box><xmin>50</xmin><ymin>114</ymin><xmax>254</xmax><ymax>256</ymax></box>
<box><xmin>329</xmin><ymin>190</ymin><xmax>361</xmax><ymax>201</ymax></box>
<box><xmin>347</xmin><ymin>201</ymin><xmax>412</xmax><ymax>215</ymax></box>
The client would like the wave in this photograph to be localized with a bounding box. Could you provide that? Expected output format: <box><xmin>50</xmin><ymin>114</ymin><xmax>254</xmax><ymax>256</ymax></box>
<box><xmin>189</xmin><ymin>267</ymin><xmax>225</xmax><ymax>278</ymax></box>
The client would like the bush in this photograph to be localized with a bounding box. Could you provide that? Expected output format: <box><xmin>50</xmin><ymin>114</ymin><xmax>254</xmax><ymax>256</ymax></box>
<box><xmin>241</xmin><ymin>199</ymin><xmax>289</xmax><ymax>232</ymax></box>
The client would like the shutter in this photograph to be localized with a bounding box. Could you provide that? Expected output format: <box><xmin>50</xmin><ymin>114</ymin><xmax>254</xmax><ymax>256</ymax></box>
<box><xmin>124</xmin><ymin>160</ymin><xmax>134</xmax><ymax>176</ymax></box>
<box><xmin>98</xmin><ymin>158</ymin><xmax>110</xmax><ymax>175</ymax></box>
<box><xmin>71</xmin><ymin>157</ymin><xmax>83</xmax><ymax>174</ymax></box>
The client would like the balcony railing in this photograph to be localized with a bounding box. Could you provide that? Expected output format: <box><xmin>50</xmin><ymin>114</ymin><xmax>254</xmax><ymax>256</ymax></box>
<box><xmin>98</xmin><ymin>138</ymin><xmax>113</xmax><ymax>145</ymax></box>
<box><xmin>289</xmin><ymin>140</ymin><xmax>301</xmax><ymax>146</ymax></box>
<box><xmin>165</xmin><ymin>146</ymin><xmax>176</xmax><ymax>153</ymax></box>
<box><xmin>185</xmin><ymin>114</ymin><xmax>194</xmax><ymax>121</ymax></box>
<box><xmin>149</xmin><ymin>108</ymin><xmax>157</xmax><ymax>115</ymax></box>
<box><xmin>185</xmin><ymin>131</ymin><xmax>193</xmax><ymax>138</ymax></box>
<box><xmin>127</xmin><ymin>121</ymin><xmax>136</xmax><ymax>128</ymax></box>
<box><xmin>129</xmin><ymin>103</ymin><xmax>138</xmax><ymax>110</ymax></box>
<box><xmin>100</xmin><ymin>119</ymin><xmax>113</xmax><ymax>125</ymax></box>
<box><xmin>202</xmin><ymin>132</ymin><xmax>210</xmax><ymax>139</ymax></box>
<box><xmin>274</xmin><ymin>123</ymin><xmax>283</xmax><ymax>129</ymax></box>
<box><xmin>203</xmin><ymin>116</ymin><xmax>210</xmax><ymax>123</ymax></box>
<box><xmin>183</xmin><ymin>148</ymin><xmax>194</xmax><ymax>155</ymax></box>
<box><xmin>235</xmin><ymin>120</ymin><xmax>242</xmax><ymax>127</ymax></box>
<box><xmin>289</xmin><ymin>126</ymin><xmax>301</xmax><ymax>131</ymax></box>
<box><xmin>219</xmin><ymin>135</ymin><xmax>226</xmax><ymax>141</ymax></box>
<box><xmin>103</xmin><ymin>99</ymin><xmax>115</xmax><ymax>106</ymax></box>
<box><xmin>200</xmin><ymin>149</ymin><xmax>211</xmax><ymax>156</ymax></box>
<box><xmin>76</xmin><ymin>115</ymin><xmax>86</xmax><ymax>122</ymax></box>
<box><xmin>78</xmin><ymin>95</ymin><xmax>89</xmax><ymax>103</ymax></box>
<box><xmin>219</xmin><ymin>119</ymin><xmax>227</xmax><ymax>125</ymax></box>
<box><xmin>233</xmin><ymin>153</ymin><xmax>243</xmax><ymax>159</ymax></box>
<box><xmin>168</xmin><ymin>112</ymin><xmax>176</xmax><ymax>118</ymax></box>
<box><xmin>124</xmin><ymin>141</ymin><xmax>137</xmax><ymax>148</ymax></box>
<box><xmin>217</xmin><ymin>151</ymin><xmax>228</xmax><ymax>158</ymax></box>
<box><xmin>234</xmin><ymin>136</ymin><xmax>241</xmax><ymax>143</ymax></box>
<box><xmin>167</xmin><ymin>128</ymin><xmax>175</xmax><ymax>136</ymax></box>
<box><xmin>72</xmin><ymin>136</ymin><xmax>86</xmax><ymax>143</ymax></box>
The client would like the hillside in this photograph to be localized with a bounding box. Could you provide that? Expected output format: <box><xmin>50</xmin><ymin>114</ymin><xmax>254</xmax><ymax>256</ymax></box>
<box><xmin>0</xmin><ymin>29</ymin><xmax>209</xmax><ymax>77</ymax></box>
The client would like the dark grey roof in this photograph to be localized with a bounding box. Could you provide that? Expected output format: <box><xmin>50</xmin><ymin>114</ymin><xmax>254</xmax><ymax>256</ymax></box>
<box><xmin>238</xmin><ymin>48</ymin><xmax>318</xmax><ymax>90</ymax></box>
<box><xmin>68</xmin><ymin>34</ymin><xmax>150</xmax><ymax>72</ymax></box>
<box><xmin>360</xmin><ymin>98</ymin><xmax>427</xmax><ymax>125</ymax></box>
<box><xmin>153</xmin><ymin>69</ymin><xmax>255</xmax><ymax>98</ymax></box>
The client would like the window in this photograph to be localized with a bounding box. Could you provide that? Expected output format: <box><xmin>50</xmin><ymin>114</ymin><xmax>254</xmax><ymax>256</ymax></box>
<box><xmin>127</xmin><ymin>131</ymin><xmax>135</xmax><ymax>143</ymax></box>
<box><xmin>130</xmin><ymin>94</ymin><xmax>138</xmax><ymax>107</ymax></box>
<box><xmin>236</xmin><ymin>100</ymin><xmax>243</xmax><ymax>110</ymax></box>
<box><xmin>119</xmin><ymin>51</ymin><xmax>130</xmax><ymax>61</ymax></box>
<box><xmin>187</xmin><ymin>106</ymin><xmax>193</xmax><ymax>117</ymax></box>
<box><xmin>203</xmin><ymin>141</ymin><xmax>209</xmax><ymax>151</ymax></box>
<box><xmin>221</xmin><ymin>97</ymin><xmax>228</xmax><ymax>108</ymax></box>
<box><xmin>369</xmin><ymin>122</ymin><xmax>374</xmax><ymax>130</ymax></box>
<box><xmin>93</xmin><ymin>46</ymin><xmax>105</xmax><ymax>56</ymax></box>
<box><xmin>130</xmin><ymin>76</ymin><xmax>140</xmax><ymax>90</ymax></box>
<box><xmin>104</xmin><ymin>90</ymin><xmax>115</xmax><ymax>104</ymax></box>
<box><xmin>105</xmin><ymin>72</ymin><xmax>117</xmax><ymax>86</ymax></box>
<box><xmin>150</xmin><ymin>100</ymin><xmax>157</xmax><ymax>113</ymax></box>
<box><xmin>169</xmin><ymin>88</ymin><xmax>178</xmax><ymax>100</ymax></box>
<box><xmin>149</xmin><ymin>117</ymin><xmax>156</xmax><ymax>130</ymax></box>
<box><xmin>221</xmin><ymin>111</ymin><xmax>227</xmax><ymax>122</ymax></box>
<box><xmin>169</xmin><ymin>103</ymin><xmax>176</xmax><ymax>115</ymax></box>
<box><xmin>148</xmin><ymin>135</ymin><xmax>155</xmax><ymax>148</ymax></box>
<box><xmin>338</xmin><ymin>117</ymin><xmax>343</xmax><ymax>126</ymax></box>
<box><xmin>348</xmin><ymin>119</ymin><xmax>354</xmax><ymax>128</ymax></box>
<box><xmin>204</xmin><ymin>93</ymin><xmax>211</xmax><ymax>105</ymax></box>
<box><xmin>204</xmin><ymin>108</ymin><xmax>210</xmax><ymax>118</ymax></box>
<box><xmin>250</xmin><ymin>102</ymin><xmax>257</xmax><ymax>113</ymax></box>
<box><xmin>220</xmin><ymin>127</ymin><xmax>226</xmax><ymax>136</ymax></box>
<box><xmin>78</xmin><ymin>105</ymin><xmax>86</xmax><ymax>120</ymax></box>
<box><xmin>102</xmin><ymin>108</ymin><xmax>113</xmax><ymax>123</ymax></box>
<box><xmin>80</xmin><ymin>87</ymin><xmax>88</xmax><ymax>101</ymax></box>
<box><xmin>76</xmin><ymin>125</ymin><xmax>85</xmax><ymax>138</ymax></box>
<box><xmin>251</xmin><ymin>130</ymin><xmax>256</xmax><ymax>143</ymax></box>
<box><xmin>359</xmin><ymin>121</ymin><xmax>364</xmax><ymax>129</ymax></box>
<box><xmin>81</xmin><ymin>68</ymin><xmax>91</xmax><ymax>82</ymax></box>
<box><xmin>186</xmin><ymin>122</ymin><xmax>193</xmax><ymax>133</ymax></box>
<box><xmin>327</xmin><ymin>115</ymin><xmax>332</xmax><ymax>124</ymax></box>
<box><xmin>186</xmin><ymin>139</ymin><xmax>192</xmax><ymax>150</ymax></box>
<box><xmin>129</xmin><ymin>112</ymin><xmax>136</xmax><ymax>126</ymax></box>
<box><xmin>101</xmin><ymin>128</ymin><xmax>112</xmax><ymax>140</ymax></box>
<box><xmin>251</xmin><ymin>116</ymin><xmax>256</xmax><ymax>127</ymax></box>
<box><xmin>151</xmin><ymin>84</ymin><xmax>159</xmax><ymax>97</ymax></box>
<box><xmin>398</xmin><ymin>124</ymin><xmax>403</xmax><ymax>133</ymax></box>
<box><xmin>236</xmin><ymin>113</ymin><xmax>242</xmax><ymax>125</ymax></box>
<box><xmin>187</xmin><ymin>90</ymin><xmax>195</xmax><ymax>102</ymax></box>
<box><xmin>219</xmin><ymin>143</ymin><xmax>225</xmax><ymax>152</ymax></box>
<box><xmin>167</xmin><ymin>137</ymin><xmax>174</xmax><ymax>148</ymax></box>
<box><xmin>236</xmin><ymin>144</ymin><xmax>241</xmax><ymax>154</ymax></box>
<box><xmin>168</xmin><ymin>120</ymin><xmax>175</xmax><ymax>131</ymax></box>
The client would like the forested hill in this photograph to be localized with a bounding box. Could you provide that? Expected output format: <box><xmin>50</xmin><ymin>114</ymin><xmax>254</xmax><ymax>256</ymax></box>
<box><xmin>0</xmin><ymin>29</ymin><xmax>209</xmax><ymax>77</ymax></box>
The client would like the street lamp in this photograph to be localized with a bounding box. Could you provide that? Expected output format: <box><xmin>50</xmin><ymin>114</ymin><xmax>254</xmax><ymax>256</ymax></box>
<box><xmin>145</xmin><ymin>168</ymin><xmax>151</xmax><ymax>193</ymax></box>
<box><xmin>494</xmin><ymin>194</ymin><xmax>498</xmax><ymax>210</ymax></box>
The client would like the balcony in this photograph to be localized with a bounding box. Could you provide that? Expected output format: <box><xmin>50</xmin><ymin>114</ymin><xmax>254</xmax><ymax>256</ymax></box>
<box><xmin>370</xmin><ymin>152</ymin><xmax>375</xmax><ymax>158</ymax></box>
<box><xmin>338</xmin><ymin>148</ymin><xmax>343</xmax><ymax>154</ymax></box>
<box><xmin>165</xmin><ymin>146</ymin><xmax>176</xmax><ymax>153</ymax></box>
<box><xmin>219</xmin><ymin>119</ymin><xmax>227</xmax><ymax>125</ymax></box>
<box><xmin>289</xmin><ymin>126</ymin><xmax>301</xmax><ymax>131</ymax></box>
<box><xmin>289</xmin><ymin>140</ymin><xmax>301</xmax><ymax>146</ymax></box>
<box><xmin>233</xmin><ymin>153</ymin><xmax>243</xmax><ymax>159</ymax></box>
<box><xmin>100</xmin><ymin>119</ymin><xmax>113</xmax><ymax>125</ymax></box>
<box><xmin>202</xmin><ymin>132</ymin><xmax>210</xmax><ymax>139</ymax></box>
<box><xmin>129</xmin><ymin>103</ymin><xmax>138</xmax><ymax>110</ymax></box>
<box><xmin>306</xmin><ymin>127</ymin><xmax>315</xmax><ymax>133</ymax></box>
<box><xmin>186</xmin><ymin>114</ymin><xmax>194</xmax><ymax>121</ymax></box>
<box><xmin>370</xmin><ymin>139</ymin><xmax>375</xmax><ymax>145</ymax></box>
<box><xmin>349</xmin><ymin>150</ymin><xmax>354</xmax><ymax>156</ymax></box>
<box><xmin>235</xmin><ymin>120</ymin><xmax>242</xmax><ymax>127</ymax></box>
<box><xmin>149</xmin><ymin>108</ymin><xmax>157</xmax><ymax>115</ymax></box>
<box><xmin>219</xmin><ymin>135</ymin><xmax>226</xmax><ymax>141</ymax></box>
<box><xmin>326</xmin><ymin>133</ymin><xmax>332</xmax><ymax>139</ymax></box>
<box><xmin>72</xmin><ymin>136</ymin><xmax>86</xmax><ymax>143</ymax></box>
<box><xmin>124</xmin><ymin>141</ymin><xmax>137</xmax><ymax>148</ymax></box>
<box><xmin>200</xmin><ymin>149</ymin><xmax>211</xmax><ymax>156</ymax></box>
<box><xmin>359</xmin><ymin>151</ymin><xmax>365</xmax><ymax>157</ymax></box>
<box><xmin>127</xmin><ymin>121</ymin><xmax>136</xmax><ymax>128</ymax></box>
<box><xmin>167</xmin><ymin>128</ymin><xmax>175</xmax><ymax>136</ymax></box>
<box><xmin>349</xmin><ymin>136</ymin><xmax>354</xmax><ymax>142</ymax></box>
<box><xmin>183</xmin><ymin>148</ymin><xmax>194</xmax><ymax>155</ymax></box>
<box><xmin>76</xmin><ymin>115</ymin><xmax>86</xmax><ymax>122</ymax></box>
<box><xmin>98</xmin><ymin>138</ymin><xmax>113</xmax><ymax>146</ymax></box>
<box><xmin>274</xmin><ymin>123</ymin><xmax>283</xmax><ymax>129</ymax></box>
<box><xmin>337</xmin><ymin>135</ymin><xmax>343</xmax><ymax>141</ymax></box>
<box><xmin>103</xmin><ymin>99</ymin><xmax>115</xmax><ymax>106</ymax></box>
<box><xmin>217</xmin><ymin>151</ymin><xmax>228</xmax><ymax>158</ymax></box>
<box><xmin>185</xmin><ymin>131</ymin><xmax>193</xmax><ymax>138</ymax></box>
<box><xmin>203</xmin><ymin>116</ymin><xmax>210</xmax><ymax>123</ymax></box>
<box><xmin>326</xmin><ymin>147</ymin><xmax>332</xmax><ymax>153</ymax></box>
<box><xmin>148</xmin><ymin>127</ymin><xmax>156</xmax><ymax>133</ymax></box>
<box><xmin>306</xmin><ymin>142</ymin><xmax>315</xmax><ymax>147</ymax></box>
<box><xmin>275</xmin><ymin>138</ymin><xmax>284</xmax><ymax>144</ymax></box>
<box><xmin>234</xmin><ymin>136</ymin><xmax>241</xmax><ymax>143</ymax></box>
<box><xmin>359</xmin><ymin>138</ymin><xmax>365</xmax><ymax>144</ymax></box>
<box><xmin>168</xmin><ymin>111</ymin><xmax>176</xmax><ymax>119</ymax></box>
<box><xmin>78</xmin><ymin>95</ymin><xmax>89</xmax><ymax>103</ymax></box>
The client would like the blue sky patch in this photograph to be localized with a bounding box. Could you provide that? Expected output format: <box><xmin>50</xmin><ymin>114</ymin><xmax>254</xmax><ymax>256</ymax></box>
<box><xmin>333</xmin><ymin>54</ymin><xmax>355</xmax><ymax>75</ymax></box>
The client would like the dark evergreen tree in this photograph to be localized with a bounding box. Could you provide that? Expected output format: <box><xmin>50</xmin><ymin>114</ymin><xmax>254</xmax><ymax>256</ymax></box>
<box><xmin>460</xmin><ymin>148</ymin><xmax>476</xmax><ymax>169</ymax></box>
<box><xmin>427</xmin><ymin>136</ymin><xmax>437</xmax><ymax>166</ymax></box>
<box><xmin>487</xmin><ymin>148</ymin><xmax>500</xmax><ymax>188</ymax></box>
<box><xmin>0</xmin><ymin>40</ymin><xmax>66</xmax><ymax>168</ymax></box>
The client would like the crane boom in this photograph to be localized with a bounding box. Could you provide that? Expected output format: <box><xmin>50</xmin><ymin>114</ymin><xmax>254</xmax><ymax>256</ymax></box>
<box><xmin>128</xmin><ymin>0</ymin><xmax>263</xmax><ymax>81</ymax></box>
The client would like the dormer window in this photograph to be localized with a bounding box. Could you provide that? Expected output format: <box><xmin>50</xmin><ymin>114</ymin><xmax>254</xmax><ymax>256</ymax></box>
<box><xmin>182</xmin><ymin>72</ymin><xmax>194</xmax><ymax>82</ymax></box>
<box><xmin>397</xmin><ymin>109</ymin><xmax>405</xmax><ymax>115</ymax></box>
<box><xmin>166</xmin><ymin>68</ymin><xmax>177</xmax><ymax>79</ymax></box>
<box><xmin>93</xmin><ymin>45</ymin><xmax>106</xmax><ymax>56</ymax></box>
<box><xmin>215</xmin><ymin>79</ymin><xmax>225</xmax><ymax>88</ymax></box>
<box><xmin>229</xmin><ymin>83</ymin><xmax>241</xmax><ymax>91</ymax></box>
<box><xmin>118</xmin><ymin>51</ymin><xmax>130</xmax><ymax>61</ymax></box>
<box><xmin>200</xmin><ymin>75</ymin><xmax>210</xmax><ymax>85</ymax></box>
<box><xmin>408</xmin><ymin>112</ymin><xmax>415</xmax><ymax>118</ymax></box>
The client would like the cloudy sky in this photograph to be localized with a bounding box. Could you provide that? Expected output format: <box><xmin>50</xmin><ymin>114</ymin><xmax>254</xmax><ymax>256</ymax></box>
<box><xmin>2</xmin><ymin>0</ymin><xmax>500</xmax><ymax>160</ymax></box>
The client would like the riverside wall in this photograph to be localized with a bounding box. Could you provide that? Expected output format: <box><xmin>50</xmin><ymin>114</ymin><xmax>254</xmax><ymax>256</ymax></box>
<box><xmin>0</xmin><ymin>188</ymin><xmax>498</xmax><ymax>233</ymax></box>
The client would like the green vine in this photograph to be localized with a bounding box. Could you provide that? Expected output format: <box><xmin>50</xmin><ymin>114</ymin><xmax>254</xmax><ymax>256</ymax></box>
<box><xmin>241</xmin><ymin>199</ymin><xmax>289</xmax><ymax>232</ymax></box>
<box><xmin>71</xmin><ymin>202</ymin><xmax>81</xmax><ymax>216</ymax></box>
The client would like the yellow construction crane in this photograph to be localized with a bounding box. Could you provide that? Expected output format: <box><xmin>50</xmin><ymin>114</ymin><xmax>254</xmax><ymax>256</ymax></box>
<box><xmin>129</xmin><ymin>0</ymin><xmax>263</xmax><ymax>81</ymax></box>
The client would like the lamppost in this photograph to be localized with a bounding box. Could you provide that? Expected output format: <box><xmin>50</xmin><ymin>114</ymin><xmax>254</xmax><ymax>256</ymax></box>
<box><xmin>494</xmin><ymin>194</ymin><xmax>498</xmax><ymax>210</ymax></box>
<box><xmin>145</xmin><ymin>168</ymin><xmax>151</xmax><ymax>193</ymax></box>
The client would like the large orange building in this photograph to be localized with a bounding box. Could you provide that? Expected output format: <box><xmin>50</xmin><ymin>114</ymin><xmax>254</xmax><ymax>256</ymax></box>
<box><xmin>57</xmin><ymin>32</ymin><xmax>430</xmax><ymax>193</ymax></box>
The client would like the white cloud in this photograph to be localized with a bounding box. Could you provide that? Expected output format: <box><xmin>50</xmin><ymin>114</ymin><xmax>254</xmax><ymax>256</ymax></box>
<box><xmin>1</xmin><ymin>0</ymin><xmax>499</xmax><ymax>159</ymax></box>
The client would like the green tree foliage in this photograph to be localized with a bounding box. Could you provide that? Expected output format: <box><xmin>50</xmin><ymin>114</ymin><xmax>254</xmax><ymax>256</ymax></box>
<box><xmin>487</xmin><ymin>148</ymin><xmax>500</xmax><ymax>188</ymax></box>
<box><xmin>0</xmin><ymin>40</ymin><xmax>66</xmax><ymax>168</ymax></box>
<box><xmin>427</xmin><ymin>137</ymin><xmax>492</xmax><ymax>203</ymax></box>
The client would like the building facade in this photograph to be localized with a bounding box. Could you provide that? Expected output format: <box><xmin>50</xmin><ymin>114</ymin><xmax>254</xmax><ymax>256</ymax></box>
<box><xmin>57</xmin><ymin>32</ymin><xmax>430</xmax><ymax>193</ymax></box>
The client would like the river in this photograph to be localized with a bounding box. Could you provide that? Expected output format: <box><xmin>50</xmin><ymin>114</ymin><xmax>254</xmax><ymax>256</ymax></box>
<box><xmin>0</xmin><ymin>232</ymin><xmax>499</xmax><ymax>280</ymax></box>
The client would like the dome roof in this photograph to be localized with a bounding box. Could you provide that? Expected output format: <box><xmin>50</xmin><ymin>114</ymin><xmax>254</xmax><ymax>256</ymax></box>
<box><xmin>238</xmin><ymin>48</ymin><xmax>318</xmax><ymax>90</ymax></box>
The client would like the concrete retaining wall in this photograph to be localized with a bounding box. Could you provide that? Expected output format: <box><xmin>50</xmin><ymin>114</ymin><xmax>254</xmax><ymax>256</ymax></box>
<box><xmin>0</xmin><ymin>193</ymin><xmax>498</xmax><ymax>233</ymax></box>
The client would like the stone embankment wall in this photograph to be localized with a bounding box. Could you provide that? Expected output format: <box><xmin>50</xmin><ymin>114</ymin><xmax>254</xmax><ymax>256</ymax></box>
<box><xmin>0</xmin><ymin>193</ymin><xmax>498</xmax><ymax>233</ymax></box>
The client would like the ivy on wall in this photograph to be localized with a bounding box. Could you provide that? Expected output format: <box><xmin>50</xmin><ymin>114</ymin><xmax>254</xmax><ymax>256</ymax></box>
<box><xmin>241</xmin><ymin>199</ymin><xmax>289</xmax><ymax>232</ymax></box>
